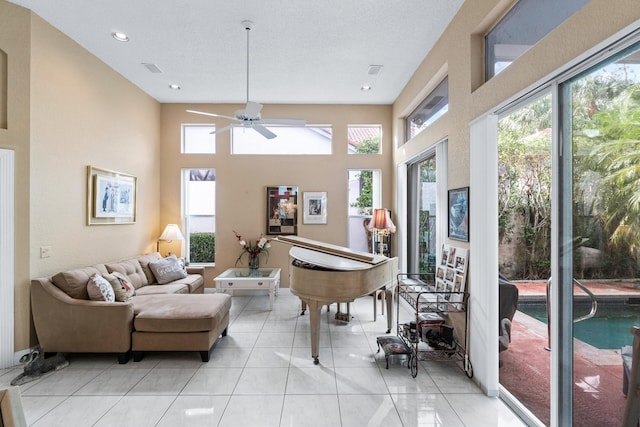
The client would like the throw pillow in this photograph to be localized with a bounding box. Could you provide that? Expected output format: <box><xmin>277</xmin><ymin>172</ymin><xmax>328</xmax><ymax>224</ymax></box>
<box><xmin>104</xmin><ymin>272</ymin><xmax>135</xmax><ymax>302</ymax></box>
<box><xmin>148</xmin><ymin>255</ymin><xmax>188</xmax><ymax>285</ymax></box>
<box><xmin>86</xmin><ymin>273</ymin><xmax>115</xmax><ymax>302</ymax></box>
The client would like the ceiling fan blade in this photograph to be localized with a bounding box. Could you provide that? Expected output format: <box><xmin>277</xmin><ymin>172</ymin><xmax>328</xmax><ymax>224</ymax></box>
<box><xmin>261</xmin><ymin>118</ymin><xmax>306</xmax><ymax>126</ymax></box>
<box><xmin>243</xmin><ymin>101</ymin><xmax>263</xmax><ymax>119</ymax></box>
<box><xmin>186</xmin><ymin>109</ymin><xmax>238</xmax><ymax>122</ymax></box>
<box><xmin>209</xmin><ymin>124</ymin><xmax>234</xmax><ymax>135</ymax></box>
<box><xmin>252</xmin><ymin>124</ymin><xmax>277</xmax><ymax>139</ymax></box>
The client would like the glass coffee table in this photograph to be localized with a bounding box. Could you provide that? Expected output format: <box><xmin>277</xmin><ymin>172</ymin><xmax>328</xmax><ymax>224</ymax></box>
<box><xmin>213</xmin><ymin>268</ymin><xmax>281</xmax><ymax>310</ymax></box>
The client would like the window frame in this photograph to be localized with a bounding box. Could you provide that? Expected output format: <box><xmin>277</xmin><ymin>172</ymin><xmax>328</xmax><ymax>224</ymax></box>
<box><xmin>405</xmin><ymin>77</ymin><xmax>449</xmax><ymax>142</ymax></box>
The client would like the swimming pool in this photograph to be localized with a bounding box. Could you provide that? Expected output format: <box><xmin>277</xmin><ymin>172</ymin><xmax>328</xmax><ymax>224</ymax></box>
<box><xmin>518</xmin><ymin>302</ymin><xmax>640</xmax><ymax>349</ymax></box>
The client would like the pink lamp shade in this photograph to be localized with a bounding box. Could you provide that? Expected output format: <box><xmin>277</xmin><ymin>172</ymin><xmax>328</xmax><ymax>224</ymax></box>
<box><xmin>366</xmin><ymin>209</ymin><xmax>396</xmax><ymax>233</ymax></box>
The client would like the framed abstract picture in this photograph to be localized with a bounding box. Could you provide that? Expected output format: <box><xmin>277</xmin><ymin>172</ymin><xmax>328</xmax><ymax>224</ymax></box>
<box><xmin>266</xmin><ymin>186</ymin><xmax>298</xmax><ymax>235</ymax></box>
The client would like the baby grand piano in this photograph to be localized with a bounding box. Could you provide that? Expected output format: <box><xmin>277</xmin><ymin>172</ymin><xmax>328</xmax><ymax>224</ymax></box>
<box><xmin>276</xmin><ymin>236</ymin><xmax>398</xmax><ymax>364</ymax></box>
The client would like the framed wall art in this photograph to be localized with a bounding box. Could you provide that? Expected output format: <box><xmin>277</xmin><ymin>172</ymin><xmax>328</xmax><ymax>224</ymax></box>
<box><xmin>303</xmin><ymin>191</ymin><xmax>327</xmax><ymax>224</ymax></box>
<box><xmin>448</xmin><ymin>187</ymin><xmax>469</xmax><ymax>242</ymax></box>
<box><xmin>87</xmin><ymin>166</ymin><xmax>137</xmax><ymax>225</ymax></box>
<box><xmin>266</xmin><ymin>186</ymin><xmax>298</xmax><ymax>235</ymax></box>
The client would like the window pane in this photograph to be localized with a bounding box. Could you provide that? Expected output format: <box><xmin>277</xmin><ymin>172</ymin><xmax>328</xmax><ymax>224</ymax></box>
<box><xmin>183</xmin><ymin>168</ymin><xmax>216</xmax><ymax>263</ymax></box>
<box><xmin>406</xmin><ymin>77</ymin><xmax>448</xmax><ymax>141</ymax></box>
<box><xmin>182</xmin><ymin>124</ymin><xmax>215</xmax><ymax>154</ymax></box>
<box><xmin>485</xmin><ymin>0</ymin><xmax>590</xmax><ymax>80</ymax></box>
<box><xmin>231</xmin><ymin>126</ymin><xmax>332</xmax><ymax>154</ymax></box>
<box><xmin>348</xmin><ymin>169</ymin><xmax>381</xmax><ymax>252</ymax></box>
<box><xmin>348</xmin><ymin>125</ymin><xmax>381</xmax><ymax>154</ymax></box>
<box><xmin>497</xmin><ymin>93</ymin><xmax>551</xmax><ymax>425</ymax></box>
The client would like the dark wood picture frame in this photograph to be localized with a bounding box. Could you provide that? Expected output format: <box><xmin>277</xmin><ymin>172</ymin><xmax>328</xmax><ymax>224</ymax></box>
<box><xmin>448</xmin><ymin>187</ymin><xmax>469</xmax><ymax>242</ymax></box>
<box><xmin>266</xmin><ymin>186</ymin><xmax>298</xmax><ymax>235</ymax></box>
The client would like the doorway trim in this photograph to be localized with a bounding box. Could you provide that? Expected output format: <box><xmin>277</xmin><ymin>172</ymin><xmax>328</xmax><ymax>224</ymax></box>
<box><xmin>0</xmin><ymin>148</ymin><xmax>14</xmax><ymax>368</ymax></box>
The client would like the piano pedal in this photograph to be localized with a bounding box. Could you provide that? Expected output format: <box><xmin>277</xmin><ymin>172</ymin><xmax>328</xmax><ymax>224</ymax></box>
<box><xmin>335</xmin><ymin>312</ymin><xmax>352</xmax><ymax>322</ymax></box>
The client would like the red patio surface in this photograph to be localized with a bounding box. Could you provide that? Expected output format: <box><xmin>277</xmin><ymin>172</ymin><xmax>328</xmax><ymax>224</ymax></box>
<box><xmin>499</xmin><ymin>281</ymin><xmax>640</xmax><ymax>426</ymax></box>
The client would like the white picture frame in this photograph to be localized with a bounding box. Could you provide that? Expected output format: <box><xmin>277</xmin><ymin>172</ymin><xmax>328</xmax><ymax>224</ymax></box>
<box><xmin>303</xmin><ymin>191</ymin><xmax>327</xmax><ymax>224</ymax></box>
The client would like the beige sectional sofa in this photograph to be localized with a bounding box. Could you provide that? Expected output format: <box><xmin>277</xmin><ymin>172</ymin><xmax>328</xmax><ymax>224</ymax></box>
<box><xmin>31</xmin><ymin>252</ymin><xmax>231</xmax><ymax>363</ymax></box>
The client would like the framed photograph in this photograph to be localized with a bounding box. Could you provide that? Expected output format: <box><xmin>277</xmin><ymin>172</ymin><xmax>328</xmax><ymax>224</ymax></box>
<box><xmin>303</xmin><ymin>191</ymin><xmax>327</xmax><ymax>224</ymax></box>
<box><xmin>448</xmin><ymin>187</ymin><xmax>469</xmax><ymax>242</ymax></box>
<box><xmin>266</xmin><ymin>186</ymin><xmax>298</xmax><ymax>235</ymax></box>
<box><xmin>87</xmin><ymin>166</ymin><xmax>136</xmax><ymax>225</ymax></box>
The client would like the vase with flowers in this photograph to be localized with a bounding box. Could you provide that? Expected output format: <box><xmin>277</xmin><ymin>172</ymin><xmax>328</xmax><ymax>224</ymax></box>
<box><xmin>233</xmin><ymin>231</ymin><xmax>272</xmax><ymax>270</ymax></box>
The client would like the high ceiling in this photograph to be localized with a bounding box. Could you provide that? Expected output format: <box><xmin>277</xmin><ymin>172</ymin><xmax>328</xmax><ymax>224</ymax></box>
<box><xmin>8</xmin><ymin>0</ymin><xmax>464</xmax><ymax>104</ymax></box>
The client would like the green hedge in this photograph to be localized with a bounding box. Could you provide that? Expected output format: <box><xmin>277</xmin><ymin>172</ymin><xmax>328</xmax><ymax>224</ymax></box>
<box><xmin>189</xmin><ymin>232</ymin><xmax>215</xmax><ymax>263</ymax></box>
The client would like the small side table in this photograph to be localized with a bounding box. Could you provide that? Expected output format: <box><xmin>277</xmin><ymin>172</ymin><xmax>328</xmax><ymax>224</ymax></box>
<box><xmin>214</xmin><ymin>268</ymin><xmax>281</xmax><ymax>310</ymax></box>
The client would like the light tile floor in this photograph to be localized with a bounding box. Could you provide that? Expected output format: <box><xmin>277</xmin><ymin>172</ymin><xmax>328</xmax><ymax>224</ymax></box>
<box><xmin>0</xmin><ymin>289</ymin><xmax>526</xmax><ymax>426</ymax></box>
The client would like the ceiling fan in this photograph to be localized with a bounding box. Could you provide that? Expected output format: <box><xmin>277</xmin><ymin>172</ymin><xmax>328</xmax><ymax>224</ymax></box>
<box><xmin>186</xmin><ymin>20</ymin><xmax>306</xmax><ymax>140</ymax></box>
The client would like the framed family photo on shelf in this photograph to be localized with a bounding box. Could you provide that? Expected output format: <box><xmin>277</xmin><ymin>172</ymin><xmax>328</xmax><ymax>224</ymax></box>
<box><xmin>303</xmin><ymin>191</ymin><xmax>327</xmax><ymax>224</ymax></box>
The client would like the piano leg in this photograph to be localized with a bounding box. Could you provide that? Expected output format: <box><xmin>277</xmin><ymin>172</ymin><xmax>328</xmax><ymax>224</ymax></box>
<box><xmin>305</xmin><ymin>299</ymin><xmax>323</xmax><ymax>365</ymax></box>
<box><xmin>385</xmin><ymin>287</ymin><xmax>395</xmax><ymax>334</ymax></box>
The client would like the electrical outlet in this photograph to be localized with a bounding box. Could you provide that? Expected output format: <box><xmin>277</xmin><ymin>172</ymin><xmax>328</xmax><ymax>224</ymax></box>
<box><xmin>40</xmin><ymin>246</ymin><xmax>52</xmax><ymax>258</ymax></box>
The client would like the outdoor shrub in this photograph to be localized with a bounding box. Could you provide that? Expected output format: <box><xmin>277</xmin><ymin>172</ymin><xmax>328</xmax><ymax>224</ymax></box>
<box><xmin>190</xmin><ymin>232</ymin><xmax>215</xmax><ymax>263</ymax></box>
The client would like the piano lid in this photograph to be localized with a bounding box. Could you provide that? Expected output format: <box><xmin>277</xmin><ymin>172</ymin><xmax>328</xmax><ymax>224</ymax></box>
<box><xmin>275</xmin><ymin>235</ymin><xmax>388</xmax><ymax>265</ymax></box>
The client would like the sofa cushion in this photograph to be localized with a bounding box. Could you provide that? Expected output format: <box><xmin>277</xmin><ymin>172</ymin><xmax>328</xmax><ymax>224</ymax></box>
<box><xmin>87</xmin><ymin>273</ymin><xmax>115</xmax><ymax>302</ymax></box>
<box><xmin>165</xmin><ymin>274</ymin><xmax>204</xmax><ymax>294</ymax></box>
<box><xmin>105</xmin><ymin>258</ymin><xmax>147</xmax><ymax>289</ymax></box>
<box><xmin>148</xmin><ymin>255</ymin><xmax>187</xmax><ymax>285</ymax></box>
<box><xmin>134</xmin><ymin>283</ymin><xmax>189</xmax><ymax>295</ymax></box>
<box><xmin>137</xmin><ymin>252</ymin><xmax>163</xmax><ymax>285</ymax></box>
<box><xmin>104</xmin><ymin>272</ymin><xmax>136</xmax><ymax>301</ymax></box>
<box><xmin>132</xmin><ymin>294</ymin><xmax>232</xmax><ymax>332</ymax></box>
<box><xmin>51</xmin><ymin>264</ymin><xmax>109</xmax><ymax>300</ymax></box>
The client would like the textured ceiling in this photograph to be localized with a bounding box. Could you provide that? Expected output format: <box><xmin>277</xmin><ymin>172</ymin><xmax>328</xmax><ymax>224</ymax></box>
<box><xmin>8</xmin><ymin>0</ymin><xmax>463</xmax><ymax>104</ymax></box>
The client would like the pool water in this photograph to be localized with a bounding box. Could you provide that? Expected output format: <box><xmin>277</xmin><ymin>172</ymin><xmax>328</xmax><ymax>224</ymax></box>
<box><xmin>518</xmin><ymin>303</ymin><xmax>640</xmax><ymax>349</ymax></box>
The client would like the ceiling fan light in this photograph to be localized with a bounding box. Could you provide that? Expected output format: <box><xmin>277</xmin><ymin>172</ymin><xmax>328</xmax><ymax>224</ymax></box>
<box><xmin>111</xmin><ymin>32</ymin><xmax>129</xmax><ymax>42</ymax></box>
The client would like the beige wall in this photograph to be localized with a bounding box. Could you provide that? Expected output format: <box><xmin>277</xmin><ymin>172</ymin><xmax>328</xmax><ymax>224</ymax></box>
<box><xmin>0</xmin><ymin>2</ymin><xmax>161</xmax><ymax>351</ymax></box>
<box><xmin>160</xmin><ymin>104</ymin><xmax>393</xmax><ymax>287</ymax></box>
<box><xmin>391</xmin><ymin>0</ymin><xmax>640</xmax><ymax>394</ymax></box>
<box><xmin>0</xmin><ymin>1</ymin><xmax>32</xmax><ymax>352</ymax></box>
<box><xmin>394</xmin><ymin>0</ymin><xmax>640</xmax><ymax>175</ymax></box>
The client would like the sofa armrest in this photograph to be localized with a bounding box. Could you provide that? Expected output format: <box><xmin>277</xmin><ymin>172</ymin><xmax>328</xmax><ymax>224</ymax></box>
<box><xmin>31</xmin><ymin>278</ymin><xmax>134</xmax><ymax>353</ymax></box>
<box><xmin>186</xmin><ymin>266</ymin><xmax>205</xmax><ymax>276</ymax></box>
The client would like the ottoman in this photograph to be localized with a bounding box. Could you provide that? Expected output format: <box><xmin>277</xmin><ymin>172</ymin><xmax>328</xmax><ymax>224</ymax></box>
<box><xmin>131</xmin><ymin>294</ymin><xmax>231</xmax><ymax>362</ymax></box>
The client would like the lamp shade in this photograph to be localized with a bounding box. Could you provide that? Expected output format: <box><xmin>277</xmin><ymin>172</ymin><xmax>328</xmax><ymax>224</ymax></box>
<box><xmin>366</xmin><ymin>209</ymin><xmax>396</xmax><ymax>233</ymax></box>
<box><xmin>158</xmin><ymin>224</ymin><xmax>184</xmax><ymax>241</ymax></box>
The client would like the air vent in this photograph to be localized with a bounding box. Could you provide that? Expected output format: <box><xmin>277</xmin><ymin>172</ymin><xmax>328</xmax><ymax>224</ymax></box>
<box><xmin>142</xmin><ymin>63</ymin><xmax>163</xmax><ymax>74</ymax></box>
<box><xmin>368</xmin><ymin>65</ymin><xmax>383</xmax><ymax>75</ymax></box>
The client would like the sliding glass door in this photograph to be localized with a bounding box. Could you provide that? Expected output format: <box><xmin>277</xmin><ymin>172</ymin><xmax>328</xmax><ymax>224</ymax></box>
<box><xmin>407</xmin><ymin>152</ymin><xmax>438</xmax><ymax>275</ymax></box>
<box><xmin>561</xmin><ymin>40</ymin><xmax>640</xmax><ymax>426</ymax></box>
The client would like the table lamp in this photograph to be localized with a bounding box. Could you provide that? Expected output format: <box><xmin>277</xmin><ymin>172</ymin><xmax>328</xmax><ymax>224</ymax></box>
<box><xmin>157</xmin><ymin>224</ymin><xmax>184</xmax><ymax>254</ymax></box>
<box><xmin>366</xmin><ymin>209</ymin><xmax>396</xmax><ymax>255</ymax></box>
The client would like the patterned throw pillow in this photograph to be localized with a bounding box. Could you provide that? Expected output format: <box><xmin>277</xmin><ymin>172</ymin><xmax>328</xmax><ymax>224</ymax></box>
<box><xmin>86</xmin><ymin>273</ymin><xmax>115</xmax><ymax>302</ymax></box>
<box><xmin>104</xmin><ymin>272</ymin><xmax>135</xmax><ymax>302</ymax></box>
<box><xmin>148</xmin><ymin>255</ymin><xmax>188</xmax><ymax>285</ymax></box>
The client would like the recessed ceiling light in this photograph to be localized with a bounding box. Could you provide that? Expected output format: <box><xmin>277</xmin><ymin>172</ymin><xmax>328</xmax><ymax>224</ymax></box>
<box><xmin>361</xmin><ymin>85</ymin><xmax>372</xmax><ymax>91</ymax></box>
<box><xmin>169</xmin><ymin>84</ymin><xmax>181</xmax><ymax>90</ymax></box>
<box><xmin>111</xmin><ymin>32</ymin><xmax>129</xmax><ymax>42</ymax></box>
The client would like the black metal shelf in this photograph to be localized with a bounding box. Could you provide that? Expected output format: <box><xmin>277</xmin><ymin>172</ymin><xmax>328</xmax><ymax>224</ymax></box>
<box><xmin>396</xmin><ymin>273</ymin><xmax>473</xmax><ymax>378</ymax></box>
